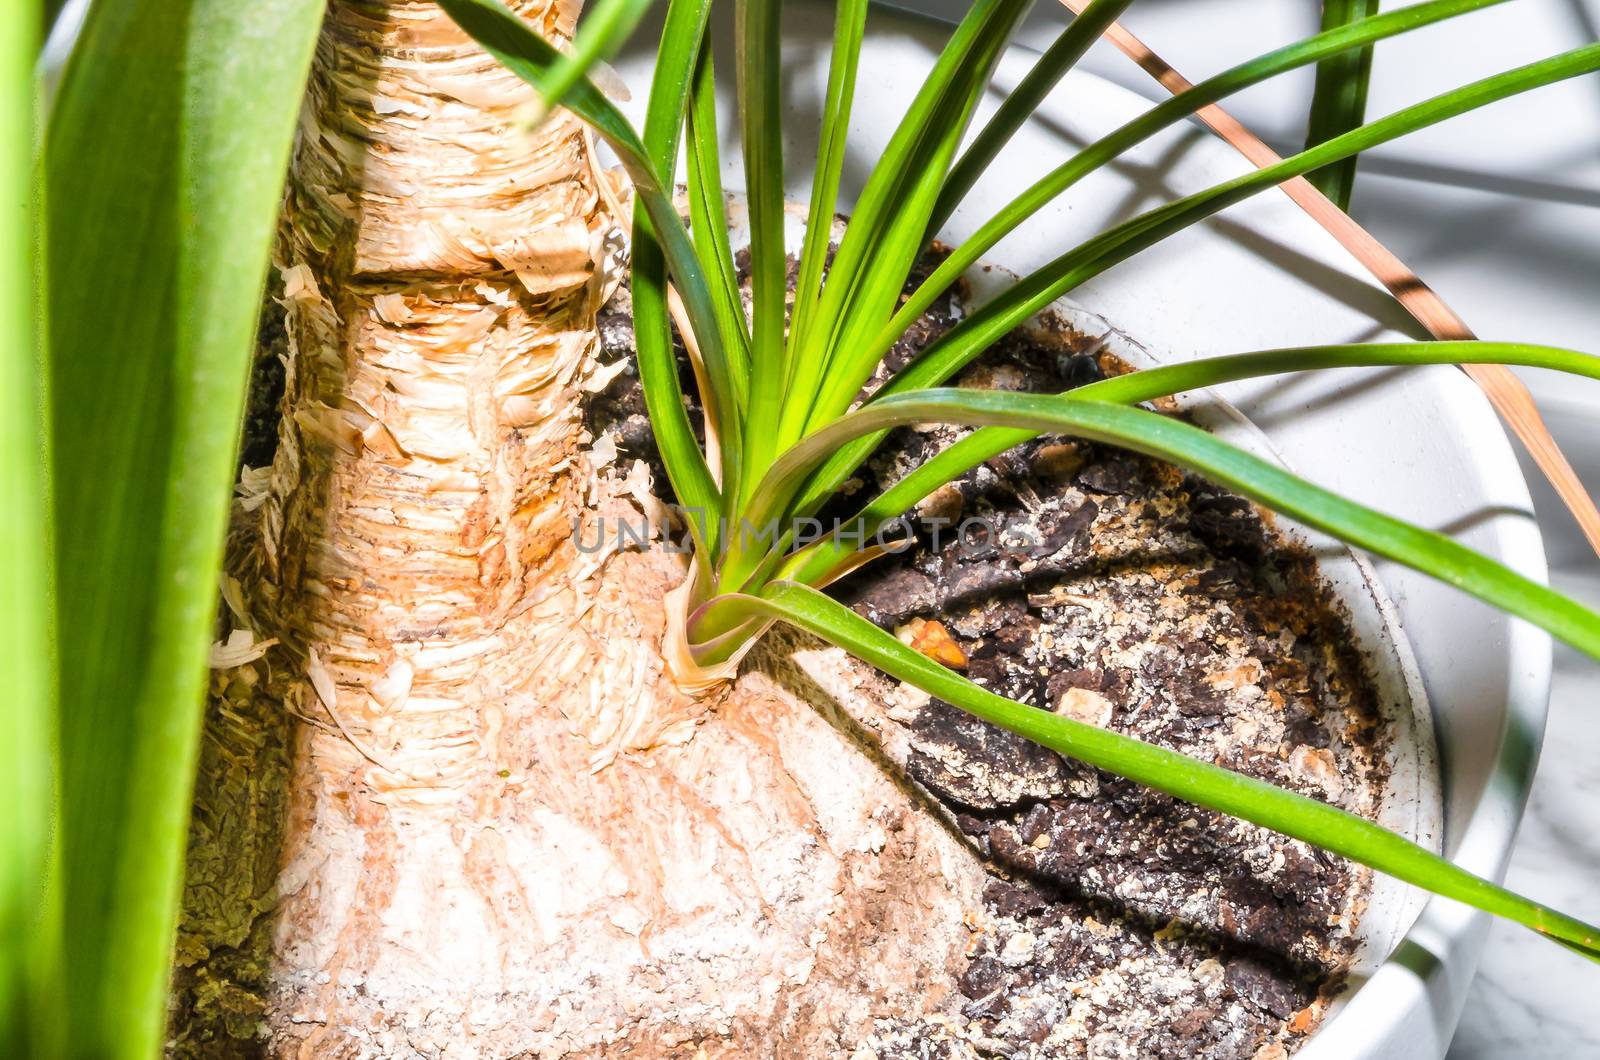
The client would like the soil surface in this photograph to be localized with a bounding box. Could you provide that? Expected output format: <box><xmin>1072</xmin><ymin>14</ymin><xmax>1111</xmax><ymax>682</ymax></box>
<box><xmin>585</xmin><ymin>249</ymin><xmax>1393</xmax><ymax>1060</ymax></box>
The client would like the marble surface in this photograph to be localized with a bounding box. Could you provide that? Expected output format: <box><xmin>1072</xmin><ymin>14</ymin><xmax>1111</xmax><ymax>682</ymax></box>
<box><xmin>1449</xmin><ymin>568</ymin><xmax>1600</xmax><ymax>1060</ymax></box>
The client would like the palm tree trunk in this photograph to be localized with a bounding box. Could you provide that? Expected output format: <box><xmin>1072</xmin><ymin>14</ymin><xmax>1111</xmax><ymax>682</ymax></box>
<box><xmin>174</xmin><ymin>2</ymin><xmax>985</xmax><ymax>1055</ymax></box>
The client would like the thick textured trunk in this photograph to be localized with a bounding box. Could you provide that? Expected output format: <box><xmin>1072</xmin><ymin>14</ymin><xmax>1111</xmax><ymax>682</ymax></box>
<box><xmin>176</xmin><ymin>2</ymin><xmax>985</xmax><ymax>1055</ymax></box>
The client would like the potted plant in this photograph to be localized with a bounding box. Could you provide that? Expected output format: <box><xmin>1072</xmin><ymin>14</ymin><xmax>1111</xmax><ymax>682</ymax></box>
<box><xmin>10</xmin><ymin>0</ymin><xmax>1600</xmax><ymax>1056</ymax></box>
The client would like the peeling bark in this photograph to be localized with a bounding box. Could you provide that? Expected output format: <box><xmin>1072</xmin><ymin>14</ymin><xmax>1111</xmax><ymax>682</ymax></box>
<box><xmin>174</xmin><ymin>2</ymin><xmax>986</xmax><ymax>1056</ymax></box>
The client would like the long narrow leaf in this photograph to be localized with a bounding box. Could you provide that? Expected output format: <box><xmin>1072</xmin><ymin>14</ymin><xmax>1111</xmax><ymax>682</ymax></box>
<box><xmin>1061</xmin><ymin>0</ymin><xmax>1600</xmax><ymax>560</ymax></box>
<box><xmin>752</xmin><ymin>389</ymin><xmax>1600</xmax><ymax>663</ymax></box>
<box><xmin>530</xmin><ymin>0</ymin><xmax>655</xmax><ymax>123</ymax></box>
<box><xmin>42</xmin><ymin>0</ymin><xmax>324</xmax><ymax>1052</ymax></box>
<box><xmin>786</xmin><ymin>0</ymin><xmax>867</xmax><ymax>359</ymax></box>
<box><xmin>775</xmin><ymin>0</ymin><xmax>1027</xmax><ymax>447</ymax></box>
<box><xmin>798</xmin><ymin>0</ymin><xmax>1031</xmax><ymax>436</ymax></box>
<box><xmin>718</xmin><ymin>0</ymin><xmax>1035</xmax><ymax>590</ymax></box>
<box><xmin>734</xmin><ymin>0</ymin><xmax>788</xmax><ymax>507</ymax></box>
<box><xmin>793</xmin><ymin>40</ymin><xmax>1600</xmax><ymax>516</ymax></box>
<box><xmin>3</xmin><ymin>0</ymin><xmax>56</xmax><ymax>1050</ymax></box>
<box><xmin>707</xmin><ymin>582</ymin><xmax>1600</xmax><ymax>960</ymax></box>
<box><xmin>685</xmin><ymin>34</ymin><xmax>752</xmax><ymax>397</ymax></box>
<box><xmin>928</xmin><ymin>0</ymin><xmax>1135</xmax><ymax>237</ymax></box>
<box><xmin>873</xmin><ymin>0</ymin><xmax>1507</xmax><ymax>382</ymax></box>
<box><xmin>887</xmin><ymin>44</ymin><xmax>1600</xmax><ymax>399</ymax></box>
<box><xmin>784</xmin><ymin>342</ymin><xmax>1600</xmax><ymax>584</ymax></box>
<box><xmin>635</xmin><ymin>0</ymin><xmax>734</xmax><ymax>545</ymax></box>
<box><xmin>1306</xmin><ymin>0</ymin><xmax>1381</xmax><ymax>208</ymax></box>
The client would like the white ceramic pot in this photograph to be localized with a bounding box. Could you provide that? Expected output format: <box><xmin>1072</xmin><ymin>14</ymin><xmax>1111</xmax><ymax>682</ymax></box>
<box><xmin>613</xmin><ymin>6</ymin><xmax>1551</xmax><ymax>1056</ymax></box>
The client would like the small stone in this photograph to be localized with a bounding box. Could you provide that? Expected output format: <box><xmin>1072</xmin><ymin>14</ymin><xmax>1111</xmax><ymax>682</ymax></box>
<box><xmin>1290</xmin><ymin>745</ymin><xmax>1345</xmax><ymax>799</ymax></box>
<box><xmin>959</xmin><ymin>955</ymin><xmax>1006</xmax><ymax>999</ymax></box>
<box><xmin>962</xmin><ymin>988</ymin><xmax>1010</xmax><ymax>1021</ymax></box>
<box><xmin>885</xmin><ymin>681</ymin><xmax>930</xmax><ymax>724</ymax></box>
<box><xmin>1017</xmin><ymin>802</ymin><xmax>1053</xmax><ymax>845</ymax></box>
<box><xmin>1088</xmin><ymin>1031</ymin><xmax>1136</xmax><ymax>1059</ymax></box>
<box><xmin>999</xmin><ymin>931</ymin><xmax>1037</xmax><ymax>967</ymax></box>
<box><xmin>909</xmin><ymin>701</ymin><xmax>1068</xmax><ymax>808</ymax></box>
<box><xmin>1205</xmin><ymin>657</ymin><xmax>1263</xmax><ymax>692</ymax></box>
<box><xmin>1252</xmin><ymin>1044</ymin><xmax>1289</xmax><ymax>1060</ymax></box>
<box><xmin>850</xmin><ymin>567</ymin><xmax>936</xmax><ymax>623</ymax></box>
<box><xmin>1077</xmin><ymin>459</ymin><xmax>1135</xmax><ymax>494</ymax></box>
<box><xmin>1227</xmin><ymin>956</ymin><xmax>1300</xmax><ymax>1018</ymax></box>
<box><xmin>896</xmin><ymin>617</ymin><xmax>968</xmax><ymax>670</ymax></box>
<box><xmin>1056</xmin><ymin>687</ymin><xmax>1114</xmax><ymax>728</ymax></box>
<box><xmin>1031</xmin><ymin>442</ymin><xmax>1084</xmax><ymax>481</ymax></box>
<box><xmin>917</xmin><ymin>483</ymin><xmax>964</xmax><ymax>522</ymax></box>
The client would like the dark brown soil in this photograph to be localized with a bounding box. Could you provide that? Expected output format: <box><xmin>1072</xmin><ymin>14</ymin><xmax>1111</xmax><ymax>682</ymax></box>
<box><xmin>237</xmin><ymin>281</ymin><xmax>289</xmax><ymax>473</ymax></box>
<box><xmin>587</xmin><ymin>249</ymin><xmax>1391</xmax><ymax>1060</ymax></box>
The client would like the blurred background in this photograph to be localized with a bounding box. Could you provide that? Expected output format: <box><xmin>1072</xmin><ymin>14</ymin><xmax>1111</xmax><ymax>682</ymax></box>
<box><xmin>889</xmin><ymin>3</ymin><xmax>1600</xmax><ymax>1056</ymax></box>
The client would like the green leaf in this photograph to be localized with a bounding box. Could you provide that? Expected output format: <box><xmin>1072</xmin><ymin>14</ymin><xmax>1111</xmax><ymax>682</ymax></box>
<box><xmin>873</xmin><ymin>0</ymin><xmax>1507</xmax><ymax>384</ymax></box>
<box><xmin>685</xmin><ymin>33</ymin><xmax>753</xmax><ymax>397</ymax></box>
<box><xmin>782</xmin><ymin>341</ymin><xmax>1600</xmax><ymax>583</ymax></box>
<box><xmin>531</xmin><ymin>0</ymin><xmax>655</xmax><ymax>123</ymax></box>
<box><xmin>792</xmin><ymin>37</ymin><xmax>1600</xmax><ymax>516</ymax></box>
<box><xmin>707</xmin><ymin>581</ymin><xmax>1600</xmax><ymax>960</ymax></box>
<box><xmin>929</xmin><ymin>0</ymin><xmax>1135</xmax><ymax>238</ymax></box>
<box><xmin>1307</xmin><ymin>0</ymin><xmax>1382</xmax><ymax>208</ymax></box>
<box><xmin>633</xmin><ymin>0</ymin><xmax>733</xmax><ymax>551</ymax></box>
<box><xmin>753</xmin><ymin>388</ymin><xmax>1600</xmax><ymax>664</ymax></box>
<box><xmin>716</xmin><ymin>0</ymin><xmax>1034</xmax><ymax>591</ymax></box>
<box><xmin>786</xmin><ymin>0</ymin><xmax>867</xmax><ymax>361</ymax></box>
<box><xmin>775</xmin><ymin>0</ymin><xmax>1028</xmax><ymax>449</ymax></box>
<box><xmin>42</xmin><ymin>0</ymin><xmax>324</xmax><ymax>1052</ymax></box>
<box><xmin>3</xmin><ymin>1</ymin><xmax>58</xmax><ymax>1050</ymax></box>
<box><xmin>795</xmin><ymin>0</ymin><xmax>1031</xmax><ymax>438</ymax></box>
<box><xmin>734</xmin><ymin>0</ymin><xmax>788</xmax><ymax>506</ymax></box>
<box><xmin>40</xmin><ymin>2</ymin><xmax>64</xmax><ymax>39</ymax></box>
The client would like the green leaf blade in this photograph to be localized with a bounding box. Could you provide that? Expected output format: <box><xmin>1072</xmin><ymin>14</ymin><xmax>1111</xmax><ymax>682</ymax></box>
<box><xmin>632</xmin><ymin>0</ymin><xmax>731</xmax><ymax>545</ymax></box>
<box><xmin>786</xmin><ymin>0</ymin><xmax>868</xmax><ymax>361</ymax></box>
<box><xmin>790</xmin><ymin>37</ymin><xmax>1600</xmax><ymax>517</ymax></box>
<box><xmin>43</xmin><ymin>0</ymin><xmax>325</xmax><ymax>1052</ymax></box>
<box><xmin>775</xmin><ymin>0</ymin><xmax>1028</xmax><ymax>448</ymax></box>
<box><xmin>533</xmin><ymin>0</ymin><xmax>656</xmax><ymax>122</ymax></box>
<box><xmin>1307</xmin><ymin>0</ymin><xmax>1382</xmax><ymax>208</ymax></box>
<box><xmin>2</xmin><ymin>0</ymin><xmax>58</xmax><ymax>1050</ymax></box>
<box><xmin>928</xmin><ymin>0</ymin><xmax>1135</xmax><ymax>238</ymax></box>
<box><xmin>785</xmin><ymin>341</ymin><xmax>1600</xmax><ymax>585</ymax></box>
<box><xmin>685</xmin><ymin>35</ymin><xmax>753</xmax><ymax>399</ymax></box>
<box><xmin>871</xmin><ymin>0</ymin><xmax>1508</xmax><ymax>383</ymax></box>
<box><xmin>757</xmin><ymin>388</ymin><xmax>1600</xmax><ymax>664</ymax></box>
<box><xmin>734</xmin><ymin>0</ymin><xmax>788</xmax><ymax>508</ymax></box>
<box><xmin>798</xmin><ymin>0</ymin><xmax>1032</xmax><ymax>437</ymax></box>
